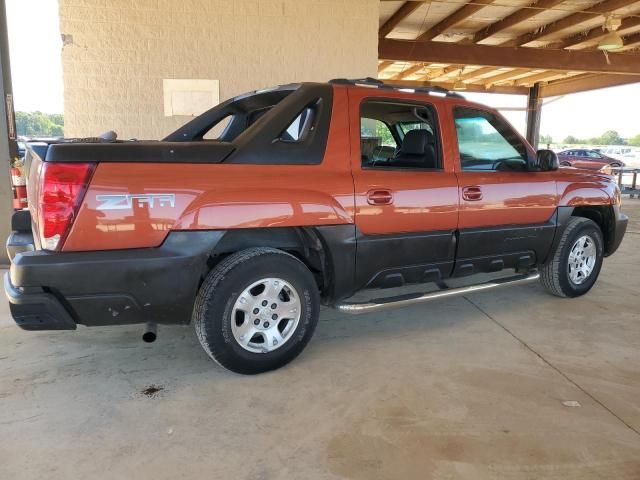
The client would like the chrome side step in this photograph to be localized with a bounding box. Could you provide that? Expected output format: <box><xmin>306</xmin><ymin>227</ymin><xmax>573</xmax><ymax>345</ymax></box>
<box><xmin>335</xmin><ymin>272</ymin><xmax>540</xmax><ymax>315</ymax></box>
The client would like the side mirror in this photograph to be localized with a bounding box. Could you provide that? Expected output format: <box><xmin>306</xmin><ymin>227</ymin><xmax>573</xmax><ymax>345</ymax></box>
<box><xmin>532</xmin><ymin>149</ymin><xmax>559</xmax><ymax>171</ymax></box>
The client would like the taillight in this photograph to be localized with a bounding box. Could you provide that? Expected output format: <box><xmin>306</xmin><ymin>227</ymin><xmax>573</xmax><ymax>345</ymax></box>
<box><xmin>38</xmin><ymin>162</ymin><xmax>95</xmax><ymax>251</ymax></box>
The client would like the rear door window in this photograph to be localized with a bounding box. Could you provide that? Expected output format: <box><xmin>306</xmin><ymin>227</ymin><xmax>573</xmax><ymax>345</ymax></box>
<box><xmin>360</xmin><ymin>100</ymin><xmax>441</xmax><ymax>170</ymax></box>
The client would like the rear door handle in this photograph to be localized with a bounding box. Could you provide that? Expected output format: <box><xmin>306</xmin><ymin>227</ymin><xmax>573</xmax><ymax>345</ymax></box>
<box><xmin>367</xmin><ymin>189</ymin><xmax>394</xmax><ymax>205</ymax></box>
<box><xmin>462</xmin><ymin>186</ymin><xmax>483</xmax><ymax>201</ymax></box>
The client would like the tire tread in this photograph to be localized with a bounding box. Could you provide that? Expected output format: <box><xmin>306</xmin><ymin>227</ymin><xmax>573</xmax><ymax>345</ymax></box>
<box><xmin>540</xmin><ymin>217</ymin><xmax>598</xmax><ymax>297</ymax></box>
<box><xmin>193</xmin><ymin>248</ymin><xmax>312</xmax><ymax>373</ymax></box>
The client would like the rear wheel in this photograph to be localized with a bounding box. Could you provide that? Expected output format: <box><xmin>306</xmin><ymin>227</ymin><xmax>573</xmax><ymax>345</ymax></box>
<box><xmin>193</xmin><ymin>248</ymin><xmax>320</xmax><ymax>374</ymax></box>
<box><xmin>540</xmin><ymin>217</ymin><xmax>604</xmax><ymax>298</ymax></box>
<box><xmin>560</xmin><ymin>161</ymin><xmax>571</xmax><ymax>167</ymax></box>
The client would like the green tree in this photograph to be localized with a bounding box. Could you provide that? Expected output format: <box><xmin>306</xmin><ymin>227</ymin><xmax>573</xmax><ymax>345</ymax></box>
<box><xmin>540</xmin><ymin>134</ymin><xmax>553</xmax><ymax>146</ymax></box>
<box><xmin>628</xmin><ymin>134</ymin><xmax>640</xmax><ymax>146</ymax></box>
<box><xmin>596</xmin><ymin>130</ymin><xmax>626</xmax><ymax>146</ymax></box>
<box><xmin>14</xmin><ymin>111</ymin><xmax>64</xmax><ymax>137</ymax></box>
<box><xmin>563</xmin><ymin>135</ymin><xmax>581</xmax><ymax>144</ymax></box>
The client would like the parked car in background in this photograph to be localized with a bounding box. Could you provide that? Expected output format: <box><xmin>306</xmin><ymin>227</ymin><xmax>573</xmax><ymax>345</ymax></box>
<box><xmin>557</xmin><ymin>149</ymin><xmax>625</xmax><ymax>169</ymax></box>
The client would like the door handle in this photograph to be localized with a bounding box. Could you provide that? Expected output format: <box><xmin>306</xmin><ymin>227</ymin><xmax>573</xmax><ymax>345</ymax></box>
<box><xmin>462</xmin><ymin>186</ymin><xmax>483</xmax><ymax>201</ymax></box>
<box><xmin>367</xmin><ymin>189</ymin><xmax>394</xmax><ymax>205</ymax></box>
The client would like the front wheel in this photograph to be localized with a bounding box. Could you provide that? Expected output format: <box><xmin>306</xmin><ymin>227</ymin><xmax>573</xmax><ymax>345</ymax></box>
<box><xmin>540</xmin><ymin>217</ymin><xmax>604</xmax><ymax>298</ymax></box>
<box><xmin>193</xmin><ymin>248</ymin><xmax>320</xmax><ymax>374</ymax></box>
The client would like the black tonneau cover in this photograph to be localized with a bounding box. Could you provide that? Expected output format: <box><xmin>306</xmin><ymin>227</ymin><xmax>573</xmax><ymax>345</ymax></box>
<box><xmin>42</xmin><ymin>141</ymin><xmax>235</xmax><ymax>163</ymax></box>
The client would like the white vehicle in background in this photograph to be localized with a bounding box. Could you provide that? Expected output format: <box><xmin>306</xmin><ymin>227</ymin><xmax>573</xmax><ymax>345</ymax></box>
<box><xmin>599</xmin><ymin>146</ymin><xmax>640</xmax><ymax>168</ymax></box>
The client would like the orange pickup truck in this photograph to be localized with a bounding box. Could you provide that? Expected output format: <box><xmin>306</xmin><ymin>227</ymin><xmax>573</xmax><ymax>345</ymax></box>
<box><xmin>5</xmin><ymin>78</ymin><xmax>627</xmax><ymax>374</ymax></box>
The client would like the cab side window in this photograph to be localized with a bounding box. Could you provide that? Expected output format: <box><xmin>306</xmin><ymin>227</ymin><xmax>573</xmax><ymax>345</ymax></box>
<box><xmin>360</xmin><ymin>100</ymin><xmax>441</xmax><ymax>170</ymax></box>
<box><xmin>454</xmin><ymin>107</ymin><xmax>528</xmax><ymax>171</ymax></box>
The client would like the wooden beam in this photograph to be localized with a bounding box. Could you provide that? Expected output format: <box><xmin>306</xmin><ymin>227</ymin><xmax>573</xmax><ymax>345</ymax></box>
<box><xmin>379</xmin><ymin>1</ymin><xmax>423</xmax><ymax>38</ymax></box>
<box><xmin>513</xmin><ymin>70</ymin><xmax>567</xmax><ymax>86</ymax></box>
<box><xmin>391</xmin><ymin>63</ymin><xmax>426</xmax><ymax>80</ymax></box>
<box><xmin>417</xmin><ymin>0</ymin><xmax>495</xmax><ymax>41</ymax></box>
<box><xmin>557</xmin><ymin>16</ymin><xmax>640</xmax><ymax>49</ymax></box>
<box><xmin>390</xmin><ymin>79</ymin><xmax>528</xmax><ymax>95</ymax></box>
<box><xmin>540</xmin><ymin>73</ymin><xmax>640</xmax><ymax>97</ymax></box>
<box><xmin>377</xmin><ymin>60</ymin><xmax>395</xmax><ymax>73</ymax></box>
<box><xmin>621</xmin><ymin>31</ymin><xmax>640</xmax><ymax>49</ymax></box>
<box><xmin>482</xmin><ymin>68</ymin><xmax>532</xmax><ymax>85</ymax></box>
<box><xmin>507</xmin><ymin>0</ymin><xmax>639</xmax><ymax>46</ymax></box>
<box><xmin>526</xmin><ymin>83</ymin><xmax>542</xmax><ymax>148</ymax></box>
<box><xmin>473</xmin><ymin>0</ymin><xmax>566</xmax><ymax>43</ymax></box>
<box><xmin>379</xmin><ymin>38</ymin><xmax>640</xmax><ymax>75</ymax></box>
<box><xmin>426</xmin><ymin>64</ymin><xmax>464</xmax><ymax>80</ymax></box>
<box><xmin>459</xmin><ymin>66</ymin><xmax>499</xmax><ymax>81</ymax></box>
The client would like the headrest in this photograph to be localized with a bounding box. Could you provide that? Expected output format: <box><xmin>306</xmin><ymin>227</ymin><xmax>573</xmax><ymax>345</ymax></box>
<box><xmin>400</xmin><ymin>129</ymin><xmax>433</xmax><ymax>155</ymax></box>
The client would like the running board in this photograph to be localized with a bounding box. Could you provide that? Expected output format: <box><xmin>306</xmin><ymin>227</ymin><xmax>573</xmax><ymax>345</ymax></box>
<box><xmin>335</xmin><ymin>272</ymin><xmax>540</xmax><ymax>315</ymax></box>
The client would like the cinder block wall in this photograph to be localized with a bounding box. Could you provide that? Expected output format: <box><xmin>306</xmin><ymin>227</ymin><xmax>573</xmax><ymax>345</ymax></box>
<box><xmin>58</xmin><ymin>0</ymin><xmax>379</xmax><ymax>139</ymax></box>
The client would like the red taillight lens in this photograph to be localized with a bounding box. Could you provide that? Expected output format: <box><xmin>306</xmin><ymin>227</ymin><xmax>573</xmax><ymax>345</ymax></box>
<box><xmin>38</xmin><ymin>162</ymin><xmax>95</xmax><ymax>251</ymax></box>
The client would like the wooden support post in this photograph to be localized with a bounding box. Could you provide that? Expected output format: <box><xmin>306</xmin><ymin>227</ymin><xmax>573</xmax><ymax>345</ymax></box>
<box><xmin>0</xmin><ymin>0</ymin><xmax>17</xmax><ymax>263</ymax></box>
<box><xmin>526</xmin><ymin>83</ymin><xmax>542</xmax><ymax>150</ymax></box>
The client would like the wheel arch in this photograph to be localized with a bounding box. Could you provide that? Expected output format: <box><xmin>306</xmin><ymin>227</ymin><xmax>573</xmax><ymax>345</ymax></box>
<box><xmin>205</xmin><ymin>225</ymin><xmax>356</xmax><ymax>303</ymax></box>
<box><xmin>569</xmin><ymin>205</ymin><xmax>616</xmax><ymax>255</ymax></box>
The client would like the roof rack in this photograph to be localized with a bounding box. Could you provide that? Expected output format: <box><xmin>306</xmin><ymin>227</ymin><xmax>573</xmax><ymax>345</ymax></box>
<box><xmin>329</xmin><ymin>77</ymin><xmax>464</xmax><ymax>99</ymax></box>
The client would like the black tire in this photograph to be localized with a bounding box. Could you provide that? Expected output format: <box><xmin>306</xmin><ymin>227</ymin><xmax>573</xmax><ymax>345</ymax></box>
<box><xmin>560</xmin><ymin>161</ymin><xmax>571</xmax><ymax>167</ymax></box>
<box><xmin>193</xmin><ymin>248</ymin><xmax>320</xmax><ymax>374</ymax></box>
<box><xmin>540</xmin><ymin>217</ymin><xmax>604</xmax><ymax>298</ymax></box>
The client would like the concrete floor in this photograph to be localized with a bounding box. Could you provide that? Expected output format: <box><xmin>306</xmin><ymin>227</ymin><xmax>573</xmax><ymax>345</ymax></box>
<box><xmin>1</xmin><ymin>203</ymin><xmax>639</xmax><ymax>480</ymax></box>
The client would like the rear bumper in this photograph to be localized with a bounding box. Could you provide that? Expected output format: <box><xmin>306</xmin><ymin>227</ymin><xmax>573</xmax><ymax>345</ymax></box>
<box><xmin>4</xmin><ymin>273</ymin><xmax>77</xmax><ymax>330</ymax></box>
<box><xmin>5</xmin><ymin>225</ymin><xmax>224</xmax><ymax>329</ymax></box>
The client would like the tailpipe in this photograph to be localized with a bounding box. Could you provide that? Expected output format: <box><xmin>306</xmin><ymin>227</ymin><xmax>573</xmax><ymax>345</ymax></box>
<box><xmin>142</xmin><ymin>322</ymin><xmax>157</xmax><ymax>343</ymax></box>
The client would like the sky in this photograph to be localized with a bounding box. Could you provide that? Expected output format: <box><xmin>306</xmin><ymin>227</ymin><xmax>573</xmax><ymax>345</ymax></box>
<box><xmin>4</xmin><ymin>0</ymin><xmax>640</xmax><ymax>141</ymax></box>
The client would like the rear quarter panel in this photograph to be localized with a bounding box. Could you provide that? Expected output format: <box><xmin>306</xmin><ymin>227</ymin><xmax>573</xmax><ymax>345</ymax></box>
<box><xmin>63</xmin><ymin>88</ymin><xmax>355</xmax><ymax>251</ymax></box>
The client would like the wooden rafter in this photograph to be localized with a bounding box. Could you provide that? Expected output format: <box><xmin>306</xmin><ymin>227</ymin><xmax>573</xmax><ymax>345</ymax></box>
<box><xmin>416</xmin><ymin>0</ymin><xmax>495</xmax><ymax>41</ymax></box>
<box><xmin>513</xmin><ymin>71</ymin><xmax>567</xmax><ymax>86</ymax></box>
<box><xmin>472</xmin><ymin>0</ymin><xmax>566</xmax><ymax>43</ymax></box>
<box><xmin>390</xmin><ymin>63</ymin><xmax>426</xmax><ymax>80</ymax></box>
<box><xmin>557</xmin><ymin>16</ymin><xmax>640</xmax><ymax>48</ymax></box>
<box><xmin>378</xmin><ymin>60</ymin><xmax>395</xmax><ymax>73</ymax></box>
<box><xmin>379</xmin><ymin>1</ymin><xmax>423</xmax><ymax>38</ymax></box>
<box><xmin>459</xmin><ymin>66</ymin><xmax>499</xmax><ymax>81</ymax></box>
<box><xmin>481</xmin><ymin>68</ymin><xmax>532</xmax><ymax>85</ymax></box>
<box><xmin>541</xmin><ymin>72</ymin><xmax>640</xmax><ymax>97</ymax></box>
<box><xmin>379</xmin><ymin>39</ymin><xmax>640</xmax><ymax>75</ymax></box>
<box><xmin>621</xmin><ymin>31</ymin><xmax>640</xmax><ymax>49</ymax></box>
<box><xmin>426</xmin><ymin>64</ymin><xmax>464</xmax><ymax>80</ymax></box>
<box><xmin>507</xmin><ymin>0</ymin><xmax>639</xmax><ymax>46</ymax></box>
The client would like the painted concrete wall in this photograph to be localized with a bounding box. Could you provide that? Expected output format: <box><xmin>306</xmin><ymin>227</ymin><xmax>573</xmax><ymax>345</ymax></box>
<box><xmin>59</xmin><ymin>0</ymin><xmax>379</xmax><ymax>140</ymax></box>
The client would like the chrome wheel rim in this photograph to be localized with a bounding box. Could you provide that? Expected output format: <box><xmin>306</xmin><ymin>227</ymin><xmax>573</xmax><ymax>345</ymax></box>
<box><xmin>231</xmin><ymin>278</ymin><xmax>301</xmax><ymax>353</ymax></box>
<box><xmin>568</xmin><ymin>235</ymin><xmax>597</xmax><ymax>285</ymax></box>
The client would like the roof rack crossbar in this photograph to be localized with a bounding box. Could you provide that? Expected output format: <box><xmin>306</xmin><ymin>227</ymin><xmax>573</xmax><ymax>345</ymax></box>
<box><xmin>329</xmin><ymin>77</ymin><xmax>464</xmax><ymax>98</ymax></box>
